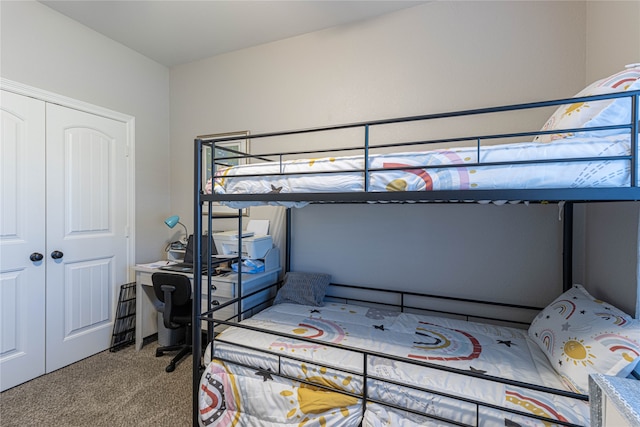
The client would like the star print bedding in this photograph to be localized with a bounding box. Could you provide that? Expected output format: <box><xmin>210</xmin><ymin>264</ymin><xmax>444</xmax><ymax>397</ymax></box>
<box><xmin>207</xmin><ymin>134</ymin><xmax>632</xmax><ymax>208</ymax></box>
<box><xmin>199</xmin><ymin>302</ymin><xmax>595</xmax><ymax>427</ymax></box>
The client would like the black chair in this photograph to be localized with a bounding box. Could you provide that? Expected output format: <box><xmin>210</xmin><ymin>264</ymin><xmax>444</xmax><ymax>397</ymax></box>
<box><xmin>152</xmin><ymin>272</ymin><xmax>193</xmax><ymax>372</ymax></box>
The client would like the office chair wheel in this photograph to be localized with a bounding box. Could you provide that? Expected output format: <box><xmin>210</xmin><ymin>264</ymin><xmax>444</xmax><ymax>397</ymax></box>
<box><xmin>156</xmin><ymin>349</ymin><xmax>164</xmax><ymax>357</ymax></box>
<box><xmin>166</xmin><ymin>362</ymin><xmax>176</xmax><ymax>373</ymax></box>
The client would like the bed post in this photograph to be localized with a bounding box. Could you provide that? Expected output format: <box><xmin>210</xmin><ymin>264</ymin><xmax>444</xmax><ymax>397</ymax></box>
<box><xmin>562</xmin><ymin>201</ymin><xmax>573</xmax><ymax>292</ymax></box>
<box><xmin>193</xmin><ymin>138</ymin><xmax>203</xmax><ymax>427</ymax></box>
<box><xmin>286</xmin><ymin>208</ymin><xmax>291</xmax><ymax>272</ymax></box>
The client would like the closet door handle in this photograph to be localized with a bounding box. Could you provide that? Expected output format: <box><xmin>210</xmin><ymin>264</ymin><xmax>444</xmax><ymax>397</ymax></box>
<box><xmin>51</xmin><ymin>250</ymin><xmax>64</xmax><ymax>259</ymax></box>
<box><xmin>30</xmin><ymin>252</ymin><xmax>44</xmax><ymax>262</ymax></box>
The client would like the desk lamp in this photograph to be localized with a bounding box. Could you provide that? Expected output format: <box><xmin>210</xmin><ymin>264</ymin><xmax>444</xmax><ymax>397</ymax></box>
<box><xmin>164</xmin><ymin>215</ymin><xmax>189</xmax><ymax>249</ymax></box>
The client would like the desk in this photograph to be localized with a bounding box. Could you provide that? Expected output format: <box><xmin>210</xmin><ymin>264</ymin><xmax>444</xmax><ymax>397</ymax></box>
<box><xmin>132</xmin><ymin>266</ymin><xmax>280</xmax><ymax>350</ymax></box>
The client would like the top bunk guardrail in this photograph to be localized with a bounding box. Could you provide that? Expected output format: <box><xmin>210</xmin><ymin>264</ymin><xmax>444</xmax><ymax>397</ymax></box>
<box><xmin>195</xmin><ymin>91</ymin><xmax>640</xmax><ymax>205</ymax></box>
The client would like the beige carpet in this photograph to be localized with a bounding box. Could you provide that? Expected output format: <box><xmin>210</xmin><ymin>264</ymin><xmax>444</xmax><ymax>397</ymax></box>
<box><xmin>0</xmin><ymin>341</ymin><xmax>194</xmax><ymax>427</ymax></box>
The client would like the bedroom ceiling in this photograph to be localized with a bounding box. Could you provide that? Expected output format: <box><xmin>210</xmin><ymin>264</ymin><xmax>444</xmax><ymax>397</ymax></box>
<box><xmin>39</xmin><ymin>0</ymin><xmax>427</xmax><ymax>67</ymax></box>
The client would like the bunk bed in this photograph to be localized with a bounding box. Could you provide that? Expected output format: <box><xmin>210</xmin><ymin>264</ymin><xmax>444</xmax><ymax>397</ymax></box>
<box><xmin>191</xmin><ymin>68</ymin><xmax>640</xmax><ymax>427</ymax></box>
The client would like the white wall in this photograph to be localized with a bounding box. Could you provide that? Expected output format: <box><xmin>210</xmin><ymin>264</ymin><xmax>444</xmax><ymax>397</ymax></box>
<box><xmin>585</xmin><ymin>1</ymin><xmax>640</xmax><ymax>84</ymax></box>
<box><xmin>292</xmin><ymin>203</ymin><xmax>565</xmax><ymax>308</ymax></box>
<box><xmin>170</xmin><ymin>1</ymin><xmax>595</xmax><ymax>308</ymax></box>
<box><xmin>581</xmin><ymin>1</ymin><xmax>640</xmax><ymax>316</ymax></box>
<box><xmin>581</xmin><ymin>203</ymin><xmax>639</xmax><ymax>316</ymax></box>
<box><xmin>0</xmin><ymin>1</ymin><xmax>171</xmax><ymax>267</ymax></box>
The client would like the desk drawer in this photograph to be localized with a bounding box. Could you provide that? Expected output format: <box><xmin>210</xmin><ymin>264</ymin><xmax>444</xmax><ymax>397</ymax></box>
<box><xmin>206</xmin><ymin>279</ymin><xmax>234</xmax><ymax>299</ymax></box>
<box><xmin>210</xmin><ymin>270</ymin><xmax>280</xmax><ymax>299</ymax></box>
<box><xmin>201</xmin><ymin>297</ymin><xmax>235</xmax><ymax>331</ymax></box>
<box><xmin>137</xmin><ymin>271</ymin><xmax>153</xmax><ymax>287</ymax></box>
<box><xmin>202</xmin><ymin>298</ymin><xmax>237</xmax><ymax>320</ymax></box>
<box><xmin>206</xmin><ymin>297</ymin><xmax>235</xmax><ymax>320</ymax></box>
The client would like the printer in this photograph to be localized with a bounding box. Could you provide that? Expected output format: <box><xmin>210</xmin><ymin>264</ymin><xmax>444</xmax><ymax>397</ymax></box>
<box><xmin>212</xmin><ymin>231</ymin><xmax>273</xmax><ymax>259</ymax></box>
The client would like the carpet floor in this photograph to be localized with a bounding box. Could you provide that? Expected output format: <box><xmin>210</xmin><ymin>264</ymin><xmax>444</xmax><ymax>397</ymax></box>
<box><xmin>0</xmin><ymin>341</ymin><xmax>194</xmax><ymax>426</ymax></box>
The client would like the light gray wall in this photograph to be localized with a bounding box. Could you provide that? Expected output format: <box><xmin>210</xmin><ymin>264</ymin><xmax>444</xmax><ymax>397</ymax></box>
<box><xmin>170</xmin><ymin>1</ymin><xmax>594</xmax><ymax>308</ymax></box>
<box><xmin>585</xmin><ymin>1</ymin><xmax>640</xmax><ymax>84</ymax></box>
<box><xmin>582</xmin><ymin>203</ymin><xmax>639</xmax><ymax>316</ymax></box>
<box><xmin>292</xmin><ymin>203</ymin><xmax>564</xmax><ymax>308</ymax></box>
<box><xmin>0</xmin><ymin>1</ymin><xmax>171</xmax><ymax>268</ymax></box>
<box><xmin>582</xmin><ymin>1</ymin><xmax>640</xmax><ymax>316</ymax></box>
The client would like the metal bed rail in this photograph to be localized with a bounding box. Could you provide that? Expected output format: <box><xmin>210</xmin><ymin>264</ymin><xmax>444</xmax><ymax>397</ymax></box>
<box><xmin>324</xmin><ymin>282</ymin><xmax>544</xmax><ymax>326</ymax></box>
<box><xmin>198</xmin><ymin>90</ymin><xmax>640</xmax><ymax>204</ymax></box>
<box><xmin>209</xmin><ymin>338</ymin><xmax>585</xmax><ymax>427</ymax></box>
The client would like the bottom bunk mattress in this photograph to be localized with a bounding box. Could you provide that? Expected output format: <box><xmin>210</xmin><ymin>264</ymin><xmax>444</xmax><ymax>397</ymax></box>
<box><xmin>199</xmin><ymin>302</ymin><xmax>589</xmax><ymax>426</ymax></box>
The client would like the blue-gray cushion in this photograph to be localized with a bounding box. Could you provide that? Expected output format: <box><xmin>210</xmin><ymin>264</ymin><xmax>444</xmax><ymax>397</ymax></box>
<box><xmin>274</xmin><ymin>272</ymin><xmax>331</xmax><ymax>306</ymax></box>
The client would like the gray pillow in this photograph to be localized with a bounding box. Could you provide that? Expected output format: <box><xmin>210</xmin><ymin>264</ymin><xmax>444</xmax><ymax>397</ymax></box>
<box><xmin>273</xmin><ymin>272</ymin><xmax>331</xmax><ymax>306</ymax></box>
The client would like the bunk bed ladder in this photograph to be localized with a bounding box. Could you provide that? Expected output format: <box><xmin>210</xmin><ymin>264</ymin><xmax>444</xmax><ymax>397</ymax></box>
<box><xmin>193</xmin><ymin>138</ymin><xmax>248</xmax><ymax>426</ymax></box>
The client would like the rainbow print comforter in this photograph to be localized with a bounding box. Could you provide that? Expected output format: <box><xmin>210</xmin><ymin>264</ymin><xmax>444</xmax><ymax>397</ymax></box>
<box><xmin>199</xmin><ymin>303</ymin><xmax>589</xmax><ymax>426</ymax></box>
<box><xmin>208</xmin><ymin>134</ymin><xmax>632</xmax><ymax>208</ymax></box>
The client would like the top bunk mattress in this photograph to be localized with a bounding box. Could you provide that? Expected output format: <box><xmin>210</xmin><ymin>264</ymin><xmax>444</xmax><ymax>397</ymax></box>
<box><xmin>207</xmin><ymin>134</ymin><xmax>634</xmax><ymax>207</ymax></box>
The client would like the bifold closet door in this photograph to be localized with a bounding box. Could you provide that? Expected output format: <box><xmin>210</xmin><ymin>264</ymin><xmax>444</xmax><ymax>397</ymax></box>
<box><xmin>45</xmin><ymin>103</ymin><xmax>128</xmax><ymax>373</ymax></box>
<box><xmin>1</xmin><ymin>92</ymin><xmax>130</xmax><ymax>390</ymax></box>
<box><xmin>0</xmin><ymin>90</ymin><xmax>47</xmax><ymax>391</ymax></box>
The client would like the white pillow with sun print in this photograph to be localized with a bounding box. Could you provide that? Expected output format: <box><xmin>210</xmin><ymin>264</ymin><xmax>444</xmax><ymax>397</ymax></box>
<box><xmin>527</xmin><ymin>284</ymin><xmax>640</xmax><ymax>394</ymax></box>
<box><xmin>535</xmin><ymin>64</ymin><xmax>640</xmax><ymax>143</ymax></box>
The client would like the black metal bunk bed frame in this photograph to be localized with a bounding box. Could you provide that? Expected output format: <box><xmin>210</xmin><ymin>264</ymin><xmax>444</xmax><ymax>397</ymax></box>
<box><xmin>191</xmin><ymin>91</ymin><xmax>640</xmax><ymax>426</ymax></box>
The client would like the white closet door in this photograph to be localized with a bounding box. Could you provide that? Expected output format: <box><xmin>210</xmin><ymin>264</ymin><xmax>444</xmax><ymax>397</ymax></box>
<box><xmin>45</xmin><ymin>104</ymin><xmax>128</xmax><ymax>372</ymax></box>
<box><xmin>0</xmin><ymin>90</ymin><xmax>46</xmax><ymax>391</ymax></box>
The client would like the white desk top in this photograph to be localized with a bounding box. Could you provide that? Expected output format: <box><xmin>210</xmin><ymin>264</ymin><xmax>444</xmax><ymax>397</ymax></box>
<box><xmin>132</xmin><ymin>264</ymin><xmax>280</xmax><ymax>283</ymax></box>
